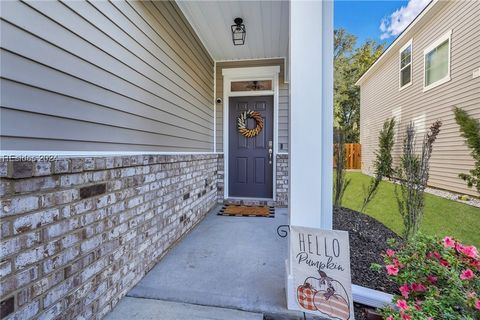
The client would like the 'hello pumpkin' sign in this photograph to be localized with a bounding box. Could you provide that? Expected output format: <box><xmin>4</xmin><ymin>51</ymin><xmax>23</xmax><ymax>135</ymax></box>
<box><xmin>290</xmin><ymin>226</ymin><xmax>354</xmax><ymax>320</ymax></box>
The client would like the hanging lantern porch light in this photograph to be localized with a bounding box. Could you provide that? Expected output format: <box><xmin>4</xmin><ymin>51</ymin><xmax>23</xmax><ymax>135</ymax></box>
<box><xmin>231</xmin><ymin>17</ymin><xmax>246</xmax><ymax>46</ymax></box>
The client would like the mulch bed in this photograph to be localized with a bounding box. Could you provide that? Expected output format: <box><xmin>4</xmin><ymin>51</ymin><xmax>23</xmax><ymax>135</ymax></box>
<box><xmin>333</xmin><ymin>206</ymin><xmax>403</xmax><ymax>319</ymax></box>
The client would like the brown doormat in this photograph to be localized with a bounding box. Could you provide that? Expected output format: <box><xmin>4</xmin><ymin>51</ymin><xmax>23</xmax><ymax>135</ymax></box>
<box><xmin>218</xmin><ymin>205</ymin><xmax>275</xmax><ymax>218</ymax></box>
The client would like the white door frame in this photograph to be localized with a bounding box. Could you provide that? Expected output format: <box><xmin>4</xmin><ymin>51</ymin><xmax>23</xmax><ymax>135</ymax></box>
<box><xmin>222</xmin><ymin>66</ymin><xmax>280</xmax><ymax>200</ymax></box>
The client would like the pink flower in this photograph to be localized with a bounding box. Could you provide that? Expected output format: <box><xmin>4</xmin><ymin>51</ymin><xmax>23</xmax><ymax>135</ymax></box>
<box><xmin>475</xmin><ymin>299</ymin><xmax>480</xmax><ymax>310</ymax></box>
<box><xmin>386</xmin><ymin>317</ymin><xmax>394</xmax><ymax>320</ymax></box>
<box><xmin>473</xmin><ymin>260</ymin><xmax>480</xmax><ymax>268</ymax></box>
<box><xmin>411</xmin><ymin>283</ymin><xmax>427</xmax><ymax>292</ymax></box>
<box><xmin>399</xmin><ymin>284</ymin><xmax>410</xmax><ymax>298</ymax></box>
<box><xmin>466</xmin><ymin>291</ymin><xmax>476</xmax><ymax>299</ymax></box>
<box><xmin>460</xmin><ymin>245</ymin><xmax>479</xmax><ymax>259</ymax></box>
<box><xmin>439</xmin><ymin>259</ymin><xmax>450</xmax><ymax>267</ymax></box>
<box><xmin>386</xmin><ymin>249</ymin><xmax>396</xmax><ymax>257</ymax></box>
<box><xmin>472</xmin><ymin>260</ymin><xmax>480</xmax><ymax>271</ymax></box>
<box><xmin>414</xmin><ymin>299</ymin><xmax>423</xmax><ymax>311</ymax></box>
<box><xmin>455</xmin><ymin>243</ymin><xmax>465</xmax><ymax>253</ymax></box>
<box><xmin>427</xmin><ymin>318</ymin><xmax>434</xmax><ymax>320</ymax></box>
<box><xmin>442</xmin><ymin>236</ymin><xmax>455</xmax><ymax>248</ymax></box>
<box><xmin>427</xmin><ymin>275</ymin><xmax>438</xmax><ymax>284</ymax></box>
<box><xmin>401</xmin><ymin>313</ymin><xmax>412</xmax><ymax>320</ymax></box>
<box><xmin>386</xmin><ymin>265</ymin><xmax>399</xmax><ymax>276</ymax></box>
<box><xmin>396</xmin><ymin>299</ymin><xmax>409</xmax><ymax>310</ymax></box>
<box><xmin>427</xmin><ymin>251</ymin><xmax>442</xmax><ymax>260</ymax></box>
<box><xmin>393</xmin><ymin>258</ymin><xmax>403</xmax><ymax>267</ymax></box>
<box><xmin>460</xmin><ymin>269</ymin><xmax>474</xmax><ymax>280</ymax></box>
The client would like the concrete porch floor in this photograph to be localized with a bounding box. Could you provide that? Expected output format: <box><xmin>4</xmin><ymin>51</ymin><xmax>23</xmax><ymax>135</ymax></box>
<box><xmin>106</xmin><ymin>206</ymin><xmax>320</xmax><ymax>319</ymax></box>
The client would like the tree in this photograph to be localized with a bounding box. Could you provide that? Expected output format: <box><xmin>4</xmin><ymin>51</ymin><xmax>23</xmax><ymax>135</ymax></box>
<box><xmin>334</xmin><ymin>28</ymin><xmax>356</xmax><ymax>60</ymax></box>
<box><xmin>454</xmin><ymin>107</ymin><xmax>480</xmax><ymax>193</ymax></box>
<box><xmin>334</xmin><ymin>29</ymin><xmax>384</xmax><ymax>143</ymax></box>
<box><xmin>334</xmin><ymin>129</ymin><xmax>351</xmax><ymax>207</ymax></box>
<box><xmin>395</xmin><ymin>121</ymin><xmax>442</xmax><ymax>240</ymax></box>
<box><xmin>361</xmin><ymin>118</ymin><xmax>396</xmax><ymax>212</ymax></box>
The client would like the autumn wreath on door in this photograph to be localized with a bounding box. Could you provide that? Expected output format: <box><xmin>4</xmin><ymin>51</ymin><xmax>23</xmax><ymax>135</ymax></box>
<box><xmin>237</xmin><ymin>110</ymin><xmax>264</xmax><ymax>138</ymax></box>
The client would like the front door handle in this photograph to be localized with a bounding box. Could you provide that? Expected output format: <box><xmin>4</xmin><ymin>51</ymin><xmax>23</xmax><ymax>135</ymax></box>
<box><xmin>268</xmin><ymin>140</ymin><xmax>273</xmax><ymax>165</ymax></box>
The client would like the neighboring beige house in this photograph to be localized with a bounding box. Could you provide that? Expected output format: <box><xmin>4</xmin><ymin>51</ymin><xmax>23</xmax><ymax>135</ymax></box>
<box><xmin>357</xmin><ymin>0</ymin><xmax>480</xmax><ymax>197</ymax></box>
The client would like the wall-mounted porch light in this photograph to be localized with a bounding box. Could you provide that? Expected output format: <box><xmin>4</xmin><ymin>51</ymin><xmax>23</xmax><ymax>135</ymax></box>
<box><xmin>231</xmin><ymin>17</ymin><xmax>246</xmax><ymax>46</ymax></box>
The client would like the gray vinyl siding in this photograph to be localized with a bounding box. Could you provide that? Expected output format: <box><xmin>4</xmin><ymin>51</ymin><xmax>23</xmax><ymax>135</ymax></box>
<box><xmin>0</xmin><ymin>0</ymin><xmax>214</xmax><ymax>152</ymax></box>
<box><xmin>359</xmin><ymin>0</ymin><xmax>480</xmax><ymax>196</ymax></box>
<box><xmin>215</xmin><ymin>58</ymin><xmax>289</xmax><ymax>153</ymax></box>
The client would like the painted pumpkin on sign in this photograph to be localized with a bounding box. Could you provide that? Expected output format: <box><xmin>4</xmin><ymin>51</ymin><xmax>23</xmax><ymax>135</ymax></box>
<box><xmin>296</xmin><ymin>284</ymin><xmax>316</xmax><ymax>311</ymax></box>
<box><xmin>313</xmin><ymin>291</ymin><xmax>350</xmax><ymax>320</ymax></box>
<box><xmin>297</xmin><ymin>273</ymin><xmax>351</xmax><ymax>319</ymax></box>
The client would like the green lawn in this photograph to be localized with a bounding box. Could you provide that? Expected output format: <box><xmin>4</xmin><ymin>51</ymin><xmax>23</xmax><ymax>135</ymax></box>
<box><xmin>340</xmin><ymin>172</ymin><xmax>480</xmax><ymax>247</ymax></box>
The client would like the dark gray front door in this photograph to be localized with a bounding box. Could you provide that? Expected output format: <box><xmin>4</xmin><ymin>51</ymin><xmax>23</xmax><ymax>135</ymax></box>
<box><xmin>229</xmin><ymin>96</ymin><xmax>273</xmax><ymax>198</ymax></box>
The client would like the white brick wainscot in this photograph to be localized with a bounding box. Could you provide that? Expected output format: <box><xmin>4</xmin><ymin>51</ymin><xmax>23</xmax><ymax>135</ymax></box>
<box><xmin>0</xmin><ymin>154</ymin><xmax>220</xmax><ymax>319</ymax></box>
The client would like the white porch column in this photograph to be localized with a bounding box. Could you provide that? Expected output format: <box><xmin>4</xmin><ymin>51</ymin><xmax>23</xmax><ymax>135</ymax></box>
<box><xmin>288</xmin><ymin>0</ymin><xmax>333</xmax><ymax>229</ymax></box>
<box><xmin>286</xmin><ymin>0</ymin><xmax>333</xmax><ymax>310</ymax></box>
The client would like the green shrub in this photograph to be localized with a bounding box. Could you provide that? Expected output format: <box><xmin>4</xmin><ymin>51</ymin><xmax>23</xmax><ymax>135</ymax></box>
<box><xmin>454</xmin><ymin>107</ymin><xmax>480</xmax><ymax>194</ymax></box>
<box><xmin>395</xmin><ymin>121</ymin><xmax>442</xmax><ymax>240</ymax></box>
<box><xmin>374</xmin><ymin>234</ymin><xmax>480</xmax><ymax>319</ymax></box>
<box><xmin>361</xmin><ymin>118</ymin><xmax>396</xmax><ymax>212</ymax></box>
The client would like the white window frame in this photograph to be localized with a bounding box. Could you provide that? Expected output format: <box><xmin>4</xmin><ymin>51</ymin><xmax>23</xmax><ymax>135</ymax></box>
<box><xmin>423</xmin><ymin>30</ymin><xmax>452</xmax><ymax>92</ymax></box>
<box><xmin>399</xmin><ymin>39</ymin><xmax>413</xmax><ymax>90</ymax></box>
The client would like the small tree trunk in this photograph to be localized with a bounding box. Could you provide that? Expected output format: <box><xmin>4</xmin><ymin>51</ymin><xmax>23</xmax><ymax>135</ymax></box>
<box><xmin>334</xmin><ymin>130</ymin><xmax>350</xmax><ymax>207</ymax></box>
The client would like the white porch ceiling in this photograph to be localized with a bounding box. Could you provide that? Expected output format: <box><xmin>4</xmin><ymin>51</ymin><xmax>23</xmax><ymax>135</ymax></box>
<box><xmin>176</xmin><ymin>0</ymin><xmax>289</xmax><ymax>61</ymax></box>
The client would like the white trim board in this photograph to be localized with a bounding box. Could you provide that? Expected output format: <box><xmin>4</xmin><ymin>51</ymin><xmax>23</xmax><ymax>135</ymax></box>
<box><xmin>213</xmin><ymin>61</ymin><xmax>217</xmax><ymax>153</ymax></box>
<box><xmin>352</xmin><ymin>285</ymin><xmax>393</xmax><ymax>308</ymax></box>
<box><xmin>216</xmin><ymin>57</ymin><xmax>286</xmax><ymax>63</ymax></box>
<box><xmin>217</xmin><ymin>57</ymin><xmax>288</xmax><ymax>84</ymax></box>
<box><xmin>0</xmin><ymin>151</ymin><xmax>221</xmax><ymax>158</ymax></box>
<box><xmin>222</xmin><ymin>66</ymin><xmax>280</xmax><ymax>78</ymax></box>
<box><xmin>222</xmin><ymin>66</ymin><xmax>280</xmax><ymax>201</ymax></box>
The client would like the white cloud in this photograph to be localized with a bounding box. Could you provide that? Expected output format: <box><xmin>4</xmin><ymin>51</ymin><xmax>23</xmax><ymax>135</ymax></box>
<box><xmin>380</xmin><ymin>0</ymin><xmax>430</xmax><ymax>40</ymax></box>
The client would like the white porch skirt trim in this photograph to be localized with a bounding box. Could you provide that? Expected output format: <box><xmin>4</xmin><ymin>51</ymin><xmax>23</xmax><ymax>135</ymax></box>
<box><xmin>352</xmin><ymin>284</ymin><xmax>393</xmax><ymax>308</ymax></box>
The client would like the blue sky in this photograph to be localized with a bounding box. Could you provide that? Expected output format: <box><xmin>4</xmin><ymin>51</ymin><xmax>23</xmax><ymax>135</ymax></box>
<box><xmin>334</xmin><ymin>0</ymin><xmax>430</xmax><ymax>47</ymax></box>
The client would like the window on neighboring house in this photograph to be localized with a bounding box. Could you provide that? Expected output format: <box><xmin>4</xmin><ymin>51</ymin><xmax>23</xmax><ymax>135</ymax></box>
<box><xmin>399</xmin><ymin>40</ymin><xmax>412</xmax><ymax>89</ymax></box>
<box><xmin>424</xmin><ymin>30</ymin><xmax>452</xmax><ymax>91</ymax></box>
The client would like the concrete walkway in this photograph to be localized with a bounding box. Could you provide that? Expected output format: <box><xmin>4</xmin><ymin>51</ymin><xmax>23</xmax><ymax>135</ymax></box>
<box><xmin>105</xmin><ymin>297</ymin><xmax>263</xmax><ymax>320</ymax></box>
<box><xmin>107</xmin><ymin>206</ymin><xmax>317</xmax><ymax>319</ymax></box>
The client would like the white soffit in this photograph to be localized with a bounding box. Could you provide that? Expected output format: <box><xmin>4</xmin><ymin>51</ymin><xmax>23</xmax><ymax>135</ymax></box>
<box><xmin>176</xmin><ymin>0</ymin><xmax>289</xmax><ymax>61</ymax></box>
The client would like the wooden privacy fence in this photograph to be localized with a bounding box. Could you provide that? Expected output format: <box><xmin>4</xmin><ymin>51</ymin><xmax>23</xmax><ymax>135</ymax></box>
<box><xmin>333</xmin><ymin>143</ymin><xmax>362</xmax><ymax>169</ymax></box>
